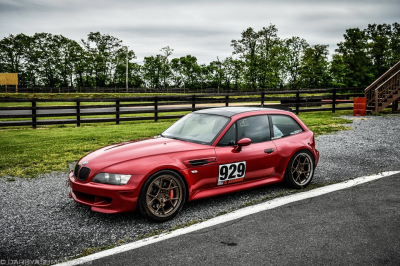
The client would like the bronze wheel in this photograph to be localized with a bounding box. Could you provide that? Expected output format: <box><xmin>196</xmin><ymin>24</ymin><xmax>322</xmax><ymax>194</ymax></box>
<box><xmin>139</xmin><ymin>170</ymin><xmax>186</xmax><ymax>222</ymax></box>
<box><xmin>284</xmin><ymin>150</ymin><xmax>314</xmax><ymax>189</ymax></box>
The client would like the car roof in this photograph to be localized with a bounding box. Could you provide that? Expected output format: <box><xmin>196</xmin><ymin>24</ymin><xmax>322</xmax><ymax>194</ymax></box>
<box><xmin>194</xmin><ymin>107</ymin><xmax>289</xmax><ymax>117</ymax></box>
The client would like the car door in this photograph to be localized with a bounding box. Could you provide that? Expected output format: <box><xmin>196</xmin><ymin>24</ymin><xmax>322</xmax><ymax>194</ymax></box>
<box><xmin>214</xmin><ymin>115</ymin><xmax>277</xmax><ymax>186</ymax></box>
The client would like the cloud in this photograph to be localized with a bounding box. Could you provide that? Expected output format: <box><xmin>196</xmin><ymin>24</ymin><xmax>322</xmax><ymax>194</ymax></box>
<box><xmin>1</xmin><ymin>0</ymin><xmax>399</xmax><ymax>64</ymax></box>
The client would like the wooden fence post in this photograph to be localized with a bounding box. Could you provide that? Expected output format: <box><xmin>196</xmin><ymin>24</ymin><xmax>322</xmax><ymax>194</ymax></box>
<box><xmin>76</xmin><ymin>100</ymin><xmax>80</xmax><ymax>127</ymax></box>
<box><xmin>261</xmin><ymin>91</ymin><xmax>265</xmax><ymax>107</ymax></box>
<box><xmin>116</xmin><ymin>100</ymin><xmax>120</xmax><ymax>125</ymax></box>
<box><xmin>296</xmin><ymin>92</ymin><xmax>300</xmax><ymax>114</ymax></box>
<box><xmin>192</xmin><ymin>95</ymin><xmax>196</xmax><ymax>111</ymax></box>
<box><xmin>225</xmin><ymin>95</ymin><xmax>229</xmax><ymax>107</ymax></box>
<box><xmin>392</xmin><ymin>98</ymin><xmax>399</xmax><ymax>112</ymax></box>
<box><xmin>154</xmin><ymin>96</ymin><xmax>158</xmax><ymax>122</ymax></box>
<box><xmin>332</xmin><ymin>88</ymin><xmax>336</xmax><ymax>113</ymax></box>
<box><xmin>32</xmin><ymin>100</ymin><xmax>36</xmax><ymax>129</ymax></box>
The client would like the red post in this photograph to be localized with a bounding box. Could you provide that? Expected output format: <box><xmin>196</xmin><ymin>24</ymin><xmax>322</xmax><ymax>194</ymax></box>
<box><xmin>353</xmin><ymin>97</ymin><xmax>367</xmax><ymax>116</ymax></box>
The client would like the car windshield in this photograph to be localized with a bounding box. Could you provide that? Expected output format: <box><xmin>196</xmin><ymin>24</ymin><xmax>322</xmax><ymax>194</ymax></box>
<box><xmin>162</xmin><ymin>113</ymin><xmax>230</xmax><ymax>145</ymax></box>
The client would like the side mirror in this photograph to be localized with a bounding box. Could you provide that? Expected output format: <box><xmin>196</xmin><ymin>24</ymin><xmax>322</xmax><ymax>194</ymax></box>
<box><xmin>234</xmin><ymin>138</ymin><xmax>251</xmax><ymax>152</ymax></box>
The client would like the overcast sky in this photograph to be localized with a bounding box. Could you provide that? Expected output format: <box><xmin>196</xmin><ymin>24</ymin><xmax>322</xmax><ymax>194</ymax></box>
<box><xmin>1</xmin><ymin>0</ymin><xmax>399</xmax><ymax>64</ymax></box>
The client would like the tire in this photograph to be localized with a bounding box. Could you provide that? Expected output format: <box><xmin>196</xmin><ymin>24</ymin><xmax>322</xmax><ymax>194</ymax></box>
<box><xmin>138</xmin><ymin>170</ymin><xmax>186</xmax><ymax>222</ymax></box>
<box><xmin>284</xmin><ymin>150</ymin><xmax>315</xmax><ymax>189</ymax></box>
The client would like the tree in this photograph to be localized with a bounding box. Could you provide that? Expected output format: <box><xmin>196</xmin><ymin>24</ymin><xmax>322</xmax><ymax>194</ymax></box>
<box><xmin>129</xmin><ymin>63</ymin><xmax>145</xmax><ymax>88</ymax></box>
<box><xmin>231</xmin><ymin>58</ymin><xmax>245</xmax><ymax>90</ymax></box>
<box><xmin>58</xmin><ymin>37</ymin><xmax>84</xmax><ymax>87</ymax></box>
<box><xmin>366</xmin><ymin>23</ymin><xmax>392</xmax><ymax>77</ymax></box>
<box><xmin>170</xmin><ymin>58</ymin><xmax>185</xmax><ymax>89</ymax></box>
<box><xmin>257</xmin><ymin>25</ymin><xmax>282</xmax><ymax>89</ymax></box>
<box><xmin>335</xmin><ymin>28</ymin><xmax>373</xmax><ymax>87</ymax></box>
<box><xmin>231</xmin><ymin>27</ymin><xmax>259</xmax><ymax>89</ymax></box>
<box><xmin>0</xmin><ymin>34</ymin><xmax>31</xmax><ymax>74</ymax></box>
<box><xmin>112</xmin><ymin>47</ymin><xmax>136</xmax><ymax>88</ymax></box>
<box><xmin>175</xmin><ymin>55</ymin><xmax>200</xmax><ymax>90</ymax></box>
<box><xmin>222</xmin><ymin>57</ymin><xmax>234</xmax><ymax>90</ymax></box>
<box><xmin>197</xmin><ymin>64</ymin><xmax>209</xmax><ymax>91</ymax></box>
<box><xmin>159</xmin><ymin>46</ymin><xmax>174</xmax><ymax>88</ymax></box>
<box><xmin>283</xmin><ymin>36</ymin><xmax>309</xmax><ymax>89</ymax></box>
<box><xmin>71</xmin><ymin>42</ymin><xmax>89</xmax><ymax>89</ymax></box>
<box><xmin>329</xmin><ymin>54</ymin><xmax>348</xmax><ymax>87</ymax></box>
<box><xmin>389</xmin><ymin>22</ymin><xmax>400</xmax><ymax>66</ymax></box>
<box><xmin>209</xmin><ymin>57</ymin><xmax>224</xmax><ymax>92</ymax></box>
<box><xmin>32</xmin><ymin>33</ymin><xmax>65</xmax><ymax>87</ymax></box>
<box><xmin>142</xmin><ymin>55</ymin><xmax>163</xmax><ymax>89</ymax></box>
<box><xmin>0</xmin><ymin>33</ymin><xmax>36</xmax><ymax>87</ymax></box>
<box><xmin>299</xmin><ymin>44</ymin><xmax>331</xmax><ymax>88</ymax></box>
<box><xmin>81</xmin><ymin>32</ymin><xmax>124</xmax><ymax>87</ymax></box>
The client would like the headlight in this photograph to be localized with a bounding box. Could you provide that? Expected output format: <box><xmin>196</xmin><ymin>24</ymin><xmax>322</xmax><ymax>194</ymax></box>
<box><xmin>92</xmin><ymin>173</ymin><xmax>132</xmax><ymax>185</ymax></box>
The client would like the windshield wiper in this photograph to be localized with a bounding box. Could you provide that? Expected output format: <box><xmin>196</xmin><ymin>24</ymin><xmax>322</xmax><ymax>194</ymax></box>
<box><xmin>162</xmin><ymin>135</ymin><xmax>191</xmax><ymax>142</ymax></box>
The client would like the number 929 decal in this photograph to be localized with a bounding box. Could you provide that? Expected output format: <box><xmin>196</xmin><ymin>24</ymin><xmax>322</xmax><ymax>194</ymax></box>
<box><xmin>217</xmin><ymin>161</ymin><xmax>246</xmax><ymax>186</ymax></box>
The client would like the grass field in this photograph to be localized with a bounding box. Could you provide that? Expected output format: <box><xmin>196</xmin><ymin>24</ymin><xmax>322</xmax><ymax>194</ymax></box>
<box><xmin>0</xmin><ymin>110</ymin><xmax>354</xmax><ymax>178</ymax></box>
<box><xmin>0</xmin><ymin>120</ymin><xmax>180</xmax><ymax>178</ymax></box>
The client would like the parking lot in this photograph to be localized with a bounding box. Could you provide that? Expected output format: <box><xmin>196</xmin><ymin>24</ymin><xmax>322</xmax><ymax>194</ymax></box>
<box><xmin>1</xmin><ymin>114</ymin><xmax>400</xmax><ymax>264</ymax></box>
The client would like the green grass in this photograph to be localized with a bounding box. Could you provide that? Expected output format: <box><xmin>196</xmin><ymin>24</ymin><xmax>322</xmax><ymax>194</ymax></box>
<box><xmin>0</xmin><ymin>110</ymin><xmax>354</xmax><ymax>178</ymax></box>
<box><xmin>0</xmin><ymin>92</ymin><xmax>333</xmax><ymax>99</ymax></box>
<box><xmin>0</xmin><ymin>120</ymin><xmax>177</xmax><ymax>178</ymax></box>
<box><xmin>0</xmin><ymin>92</ymin><xmax>178</xmax><ymax>99</ymax></box>
<box><xmin>298</xmin><ymin>110</ymin><xmax>353</xmax><ymax>135</ymax></box>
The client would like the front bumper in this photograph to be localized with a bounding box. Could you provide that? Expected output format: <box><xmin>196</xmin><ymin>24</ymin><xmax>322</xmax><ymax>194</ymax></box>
<box><xmin>68</xmin><ymin>171</ymin><xmax>144</xmax><ymax>213</ymax></box>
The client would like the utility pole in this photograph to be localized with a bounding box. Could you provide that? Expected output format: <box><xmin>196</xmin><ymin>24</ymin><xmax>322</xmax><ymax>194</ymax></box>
<box><xmin>126</xmin><ymin>46</ymin><xmax>129</xmax><ymax>93</ymax></box>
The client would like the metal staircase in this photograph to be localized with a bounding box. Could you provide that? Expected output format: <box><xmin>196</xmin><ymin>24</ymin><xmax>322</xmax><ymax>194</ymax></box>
<box><xmin>365</xmin><ymin>61</ymin><xmax>400</xmax><ymax>113</ymax></box>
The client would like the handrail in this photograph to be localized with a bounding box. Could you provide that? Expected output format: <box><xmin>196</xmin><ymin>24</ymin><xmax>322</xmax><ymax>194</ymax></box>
<box><xmin>372</xmin><ymin>69</ymin><xmax>400</xmax><ymax>112</ymax></box>
<box><xmin>375</xmin><ymin>69</ymin><xmax>400</xmax><ymax>99</ymax></box>
<box><xmin>366</xmin><ymin>60</ymin><xmax>400</xmax><ymax>106</ymax></box>
<box><xmin>365</xmin><ymin>60</ymin><xmax>400</xmax><ymax>93</ymax></box>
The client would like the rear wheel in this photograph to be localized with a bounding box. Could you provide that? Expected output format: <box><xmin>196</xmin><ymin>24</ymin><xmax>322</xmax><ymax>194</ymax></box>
<box><xmin>284</xmin><ymin>150</ymin><xmax>314</xmax><ymax>189</ymax></box>
<box><xmin>138</xmin><ymin>170</ymin><xmax>186</xmax><ymax>222</ymax></box>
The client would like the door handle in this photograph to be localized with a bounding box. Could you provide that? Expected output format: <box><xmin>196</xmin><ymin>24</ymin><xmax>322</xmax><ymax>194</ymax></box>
<box><xmin>264</xmin><ymin>148</ymin><xmax>274</xmax><ymax>154</ymax></box>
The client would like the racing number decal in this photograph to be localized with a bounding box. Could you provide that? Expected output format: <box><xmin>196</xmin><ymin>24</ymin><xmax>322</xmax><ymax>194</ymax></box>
<box><xmin>218</xmin><ymin>161</ymin><xmax>246</xmax><ymax>186</ymax></box>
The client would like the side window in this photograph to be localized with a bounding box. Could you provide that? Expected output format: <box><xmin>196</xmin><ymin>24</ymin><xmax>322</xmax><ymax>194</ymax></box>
<box><xmin>217</xmin><ymin>124</ymin><xmax>237</xmax><ymax>146</ymax></box>
<box><xmin>217</xmin><ymin>115</ymin><xmax>271</xmax><ymax>146</ymax></box>
<box><xmin>237</xmin><ymin>115</ymin><xmax>270</xmax><ymax>144</ymax></box>
<box><xmin>270</xmin><ymin>115</ymin><xmax>304</xmax><ymax>139</ymax></box>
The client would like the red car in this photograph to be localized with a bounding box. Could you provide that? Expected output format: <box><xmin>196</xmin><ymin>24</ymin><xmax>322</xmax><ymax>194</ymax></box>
<box><xmin>69</xmin><ymin>107</ymin><xmax>319</xmax><ymax>222</ymax></box>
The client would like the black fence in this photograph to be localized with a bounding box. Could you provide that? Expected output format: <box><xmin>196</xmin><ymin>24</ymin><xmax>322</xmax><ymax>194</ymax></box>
<box><xmin>1</xmin><ymin>86</ymin><xmax>366</xmax><ymax>94</ymax></box>
<box><xmin>3</xmin><ymin>86</ymin><xmax>264</xmax><ymax>94</ymax></box>
<box><xmin>0</xmin><ymin>88</ymin><xmax>365</xmax><ymax>129</ymax></box>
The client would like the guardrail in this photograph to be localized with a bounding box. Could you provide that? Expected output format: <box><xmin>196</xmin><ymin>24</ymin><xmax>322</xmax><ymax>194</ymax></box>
<box><xmin>0</xmin><ymin>88</ymin><xmax>364</xmax><ymax>128</ymax></box>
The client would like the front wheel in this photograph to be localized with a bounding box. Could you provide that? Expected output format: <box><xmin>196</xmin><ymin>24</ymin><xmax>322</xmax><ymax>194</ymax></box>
<box><xmin>284</xmin><ymin>150</ymin><xmax>315</xmax><ymax>189</ymax></box>
<box><xmin>138</xmin><ymin>170</ymin><xmax>186</xmax><ymax>222</ymax></box>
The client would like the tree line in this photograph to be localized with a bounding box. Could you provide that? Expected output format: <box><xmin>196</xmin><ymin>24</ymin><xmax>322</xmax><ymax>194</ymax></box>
<box><xmin>0</xmin><ymin>23</ymin><xmax>399</xmax><ymax>91</ymax></box>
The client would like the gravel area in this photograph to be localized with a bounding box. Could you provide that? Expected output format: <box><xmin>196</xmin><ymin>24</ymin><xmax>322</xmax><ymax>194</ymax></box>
<box><xmin>1</xmin><ymin>114</ymin><xmax>400</xmax><ymax>264</ymax></box>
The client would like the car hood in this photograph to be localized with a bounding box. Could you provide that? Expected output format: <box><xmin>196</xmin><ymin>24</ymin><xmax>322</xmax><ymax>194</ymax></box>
<box><xmin>78</xmin><ymin>137</ymin><xmax>211</xmax><ymax>171</ymax></box>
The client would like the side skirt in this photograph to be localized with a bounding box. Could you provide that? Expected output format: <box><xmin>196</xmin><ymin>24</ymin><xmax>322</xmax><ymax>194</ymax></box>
<box><xmin>189</xmin><ymin>176</ymin><xmax>283</xmax><ymax>201</ymax></box>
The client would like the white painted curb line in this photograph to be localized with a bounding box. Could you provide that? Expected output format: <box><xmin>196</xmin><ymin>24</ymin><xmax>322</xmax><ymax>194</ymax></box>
<box><xmin>55</xmin><ymin>171</ymin><xmax>400</xmax><ymax>266</ymax></box>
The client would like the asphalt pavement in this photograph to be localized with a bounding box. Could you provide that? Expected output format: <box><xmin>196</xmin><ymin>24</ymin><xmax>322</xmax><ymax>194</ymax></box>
<box><xmin>2</xmin><ymin>114</ymin><xmax>400</xmax><ymax>265</ymax></box>
<box><xmin>77</xmin><ymin>172</ymin><xmax>400</xmax><ymax>266</ymax></box>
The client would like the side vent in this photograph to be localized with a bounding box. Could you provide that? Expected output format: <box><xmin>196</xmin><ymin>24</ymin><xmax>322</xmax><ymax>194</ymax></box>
<box><xmin>186</xmin><ymin>157</ymin><xmax>217</xmax><ymax>167</ymax></box>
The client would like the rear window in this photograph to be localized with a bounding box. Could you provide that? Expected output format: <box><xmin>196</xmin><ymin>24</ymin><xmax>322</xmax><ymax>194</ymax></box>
<box><xmin>270</xmin><ymin>115</ymin><xmax>303</xmax><ymax>139</ymax></box>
